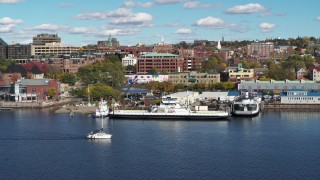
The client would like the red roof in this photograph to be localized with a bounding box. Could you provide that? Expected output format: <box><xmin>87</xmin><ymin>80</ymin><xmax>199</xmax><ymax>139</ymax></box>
<box><xmin>309</xmin><ymin>66</ymin><xmax>320</xmax><ymax>71</ymax></box>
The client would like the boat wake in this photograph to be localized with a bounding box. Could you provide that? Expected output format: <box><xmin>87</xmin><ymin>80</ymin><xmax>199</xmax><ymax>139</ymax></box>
<box><xmin>0</xmin><ymin>137</ymin><xmax>86</xmax><ymax>141</ymax></box>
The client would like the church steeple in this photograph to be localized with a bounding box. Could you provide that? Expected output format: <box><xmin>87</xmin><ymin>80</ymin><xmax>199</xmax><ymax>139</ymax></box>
<box><xmin>217</xmin><ymin>40</ymin><xmax>221</xmax><ymax>50</ymax></box>
<box><xmin>161</xmin><ymin>35</ymin><xmax>165</xmax><ymax>44</ymax></box>
<box><xmin>107</xmin><ymin>34</ymin><xmax>112</xmax><ymax>46</ymax></box>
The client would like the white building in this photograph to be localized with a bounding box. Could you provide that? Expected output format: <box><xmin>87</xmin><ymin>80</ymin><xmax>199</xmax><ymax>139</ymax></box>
<box><xmin>280</xmin><ymin>90</ymin><xmax>320</xmax><ymax>104</ymax></box>
<box><xmin>311</xmin><ymin>68</ymin><xmax>320</xmax><ymax>82</ymax></box>
<box><xmin>31</xmin><ymin>42</ymin><xmax>80</xmax><ymax>56</ymax></box>
<box><xmin>125</xmin><ymin>74</ymin><xmax>169</xmax><ymax>84</ymax></box>
<box><xmin>122</xmin><ymin>54</ymin><xmax>137</xmax><ymax>66</ymax></box>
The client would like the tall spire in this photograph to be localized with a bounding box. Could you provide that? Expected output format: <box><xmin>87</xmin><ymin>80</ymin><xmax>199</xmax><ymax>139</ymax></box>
<box><xmin>108</xmin><ymin>34</ymin><xmax>112</xmax><ymax>46</ymax></box>
<box><xmin>217</xmin><ymin>40</ymin><xmax>221</xmax><ymax>50</ymax></box>
<box><xmin>161</xmin><ymin>35</ymin><xmax>165</xmax><ymax>44</ymax></box>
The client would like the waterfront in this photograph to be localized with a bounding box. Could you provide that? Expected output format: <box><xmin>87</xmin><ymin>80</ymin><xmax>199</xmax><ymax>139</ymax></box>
<box><xmin>0</xmin><ymin>110</ymin><xmax>320</xmax><ymax>179</ymax></box>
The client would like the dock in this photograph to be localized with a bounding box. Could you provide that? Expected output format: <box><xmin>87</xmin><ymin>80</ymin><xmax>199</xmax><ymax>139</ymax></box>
<box><xmin>0</xmin><ymin>107</ymin><xmax>12</xmax><ymax>110</ymax></box>
<box><xmin>262</xmin><ymin>102</ymin><xmax>320</xmax><ymax>110</ymax></box>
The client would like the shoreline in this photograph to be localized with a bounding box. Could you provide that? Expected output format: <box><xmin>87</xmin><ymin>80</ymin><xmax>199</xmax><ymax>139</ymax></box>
<box><xmin>55</xmin><ymin>105</ymin><xmax>96</xmax><ymax>114</ymax></box>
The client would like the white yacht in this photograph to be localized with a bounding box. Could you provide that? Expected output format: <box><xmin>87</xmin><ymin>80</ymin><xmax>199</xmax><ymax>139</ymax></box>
<box><xmin>92</xmin><ymin>99</ymin><xmax>109</xmax><ymax>118</ymax></box>
<box><xmin>231</xmin><ymin>92</ymin><xmax>261</xmax><ymax>116</ymax></box>
<box><xmin>109</xmin><ymin>96</ymin><xmax>230</xmax><ymax>120</ymax></box>
<box><xmin>87</xmin><ymin>128</ymin><xmax>112</xmax><ymax>139</ymax></box>
<box><xmin>87</xmin><ymin>116</ymin><xmax>112</xmax><ymax>139</ymax></box>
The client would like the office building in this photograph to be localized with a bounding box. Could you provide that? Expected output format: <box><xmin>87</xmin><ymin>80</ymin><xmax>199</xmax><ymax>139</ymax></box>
<box><xmin>32</xmin><ymin>34</ymin><xmax>61</xmax><ymax>46</ymax></box>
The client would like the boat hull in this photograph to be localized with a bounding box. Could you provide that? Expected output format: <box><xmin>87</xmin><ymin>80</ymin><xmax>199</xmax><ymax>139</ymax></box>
<box><xmin>87</xmin><ymin>132</ymin><xmax>112</xmax><ymax>139</ymax></box>
<box><xmin>109</xmin><ymin>111</ymin><xmax>230</xmax><ymax>120</ymax></box>
<box><xmin>231</xmin><ymin>98</ymin><xmax>261</xmax><ymax>117</ymax></box>
<box><xmin>231</xmin><ymin>110</ymin><xmax>260</xmax><ymax>117</ymax></box>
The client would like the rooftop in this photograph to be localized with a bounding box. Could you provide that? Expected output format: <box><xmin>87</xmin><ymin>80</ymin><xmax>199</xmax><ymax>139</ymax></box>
<box><xmin>140</xmin><ymin>53</ymin><xmax>179</xmax><ymax>58</ymax></box>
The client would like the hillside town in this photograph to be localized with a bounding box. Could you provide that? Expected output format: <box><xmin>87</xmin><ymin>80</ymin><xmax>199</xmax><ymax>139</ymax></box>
<box><xmin>1</xmin><ymin>33</ymin><xmax>320</xmax><ymax>109</ymax></box>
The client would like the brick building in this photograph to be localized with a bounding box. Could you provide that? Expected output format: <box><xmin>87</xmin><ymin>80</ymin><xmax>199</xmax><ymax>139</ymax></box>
<box><xmin>247</xmin><ymin>42</ymin><xmax>274</xmax><ymax>58</ymax></box>
<box><xmin>7</xmin><ymin>44</ymin><xmax>31</xmax><ymax>59</ymax></box>
<box><xmin>136</xmin><ymin>53</ymin><xmax>184</xmax><ymax>74</ymax></box>
<box><xmin>11</xmin><ymin>79</ymin><xmax>59</xmax><ymax>102</ymax></box>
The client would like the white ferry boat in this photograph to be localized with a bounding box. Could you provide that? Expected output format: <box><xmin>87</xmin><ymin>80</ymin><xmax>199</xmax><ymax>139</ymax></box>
<box><xmin>109</xmin><ymin>97</ymin><xmax>230</xmax><ymax>120</ymax></box>
<box><xmin>231</xmin><ymin>92</ymin><xmax>261</xmax><ymax>116</ymax></box>
<box><xmin>92</xmin><ymin>98</ymin><xmax>109</xmax><ymax>118</ymax></box>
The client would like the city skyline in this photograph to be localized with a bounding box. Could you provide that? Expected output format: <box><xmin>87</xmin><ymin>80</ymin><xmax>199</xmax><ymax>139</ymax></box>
<box><xmin>0</xmin><ymin>0</ymin><xmax>319</xmax><ymax>46</ymax></box>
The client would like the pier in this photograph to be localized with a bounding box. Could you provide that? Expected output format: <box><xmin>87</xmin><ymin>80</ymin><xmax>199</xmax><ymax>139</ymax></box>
<box><xmin>0</xmin><ymin>98</ymin><xmax>80</xmax><ymax>109</ymax></box>
<box><xmin>262</xmin><ymin>102</ymin><xmax>320</xmax><ymax>110</ymax></box>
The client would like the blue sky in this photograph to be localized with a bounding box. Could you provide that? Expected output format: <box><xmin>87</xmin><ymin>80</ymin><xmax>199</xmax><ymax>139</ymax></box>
<box><xmin>0</xmin><ymin>0</ymin><xmax>319</xmax><ymax>46</ymax></box>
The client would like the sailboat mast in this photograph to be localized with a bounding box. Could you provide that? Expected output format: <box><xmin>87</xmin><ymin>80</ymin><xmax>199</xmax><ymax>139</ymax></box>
<box><xmin>88</xmin><ymin>85</ymin><xmax>90</xmax><ymax>104</ymax></box>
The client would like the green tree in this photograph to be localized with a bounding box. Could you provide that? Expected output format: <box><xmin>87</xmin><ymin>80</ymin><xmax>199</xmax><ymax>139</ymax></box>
<box><xmin>151</xmin><ymin>67</ymin><xmax>158</xmax><ymax>74</ymax></box>
<box><xmin>48</xmin><ymin>88</ymin><xmax>56</xmax><ymax>99</ymax></box>
<box><xmin>126</xmin><ymin>64</ymin><xmax>136</xmax><ymax>73</ymax></box>
<box><xmin>90</xmin><ymin>85</ymin><xmax>121</xmax><ymax>100</ymax></box>
<box><xmin>0</xmin><ymin>59</ymin><xmax>14</xmax><ymax>70</ymax></box>
<box><xmin>59</xmin><ymin>73</ymin><xmax>76</xmax><ymax>85</ymax></box>
<box><xmin>77</xmin><ymin>60</ymin><xmax>125</xmax><ymax>87</ymax></box>
<box><xmin>70</xmin><ymin>88</ymin><xmax>86</xmax><ymax>98</ymax></box>
<box><xmin>202</xmin><ymin>54</ymin><xmax>225</xmax><ymax>72</ymax></box>
<box><xmin>46</xmin><ymin>65</ymin><xmax>62</xmax><ymax>79</ymax></box>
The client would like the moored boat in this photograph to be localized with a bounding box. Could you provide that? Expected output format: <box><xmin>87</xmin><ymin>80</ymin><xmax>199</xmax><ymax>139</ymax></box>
<box><xmin>109</xmin><ymin>96</ymin><xmax>230</xmax><ymax>120</ymax></box>
<box><xmin>92</xmin><ymin>98</ymin><xmax>109</xmax><ymax>118</ymax></box>
<box><xmin>231</xmin><ymin>92</ymin><xmax>261</xmax><ymax>116</ymax></box>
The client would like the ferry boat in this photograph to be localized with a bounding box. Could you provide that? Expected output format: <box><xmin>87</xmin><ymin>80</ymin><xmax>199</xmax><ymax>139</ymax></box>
<box><xmin>109</xmin><ymin>97</ymin><xmax>230</xmax><ymax>120</ymax></box>
<box><xmin>92</xmin><ymin>98</ymin><xmax>109</xmax><ymax>118</ymax></box>
<box><xmin>231</xmin><ymin>92</ymin><xmax>261</xmax><ymax>116</ymax></box>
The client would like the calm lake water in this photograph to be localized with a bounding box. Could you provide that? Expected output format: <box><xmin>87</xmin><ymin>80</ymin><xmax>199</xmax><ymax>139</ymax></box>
<box><xmin>0</xmin><ymin>109</ymin><xmax>320</xmax><ymax>180</ymax></box>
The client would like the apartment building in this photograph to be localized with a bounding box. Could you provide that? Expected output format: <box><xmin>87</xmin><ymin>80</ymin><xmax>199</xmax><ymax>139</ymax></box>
<box><xmin>31</xmin><ymin>42</ymin><xmax>80</xmax><ymax>56</ymax></box>
<box><xmin>32</xmin><ymin>34</ymin><xmax>61</xmax><ymax>46</ymax></box>
<box><xmin>7</xmin><ymin>44</ymin><xmax>31</xmax><ymax>59</ymax></box>
<box><xmin>136</xmin><ymin>53</ymin><xmax>184</xmax><ymax>74</ymax></box>
<box><xmin>0</xmin><ymin>37</ymin><xmax>7</xmax><ymax>59</ymax></box>
<box><xmin>168</xmin><ymin>71</ymin><xmax>220</xmax><ymax>84</ymax></box>
<box><xmin>227</xmin><ymin>63</ymin><xmax>255</xmax><ymax>82</ymax></box>
<box><xmin>122</xmin><ymin>54</ymin><xmax>137</xmax><ymax>66</ymax></box>
<box><xmin>247</xmin><ymin>42</ymin><xmax>274</xmax><ymax>58</ymax></box>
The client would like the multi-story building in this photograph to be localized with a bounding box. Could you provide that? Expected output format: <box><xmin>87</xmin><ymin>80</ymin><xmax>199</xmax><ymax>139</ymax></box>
<box><xmin>7</xmin><ymin>44</ymin><xmax>31</xmax><ymax>59</ymax></box>
<box><xmin>11</xmin><ymin>79</ymin><xmax>59</xmax><ymax>102</ymax></box>
<box><xmin>168</xmin><ymin>71</ymin><xmax>220</xmax><ymax>84</ymax></box>
<box><xmin>122</xmin><ymin>54</ymin><xmax>137</xmax><ymax>66</ymax></box>
<box><xmin>238</xmin><ymin>79</ymin><xmax>319</xmax><ymax>92</ymax></box>
<box><xmin>48</xmin><ymin>54</ymin><xmax>97</xmax><ymax>73</ymax></box>
<box><xmin>31</xmin><ymin>42</ymin><xmax>80</xmax><ymax>56</ymax></box>
<box><xmin>247</xmin><ymin>42</ymin><xmax>274</xmax><ymax>58</ymax></box>
<box><xmin>125</xmin><ymin>74</ymin><xmax>169</xmax><ymax>84</ymax></box>
<box><xmin>280</xmin><ymin>90</ymin><xmax>320</xmax><ymax>104</ymax></box>
<box><xmin>296</xmin><ymin>68</ymin><xmax>307</xmax><ymax>80</ymax></box>
<box><xmin>227</xmin><ymin>63</ymin><xmax>255</xmax><ymax>82</ymax></box>
<box><xmin>32</xmin><ymin>33</ymin><xmax>61</xmax><ymax>46</ymax></box>
<box><xmin>0</xmin><ymin>37</ymin><xmax>7</xmax><ymax>59</ymax></box>
<box><xmin>136</xmin><ymin>53</ymin><xmax>184</xmax><ymax>74</ymax></box>
<box><xmin>310</xmin><ymin>66</ymin><xmax>320</xmax><ymax>82</ymax></box>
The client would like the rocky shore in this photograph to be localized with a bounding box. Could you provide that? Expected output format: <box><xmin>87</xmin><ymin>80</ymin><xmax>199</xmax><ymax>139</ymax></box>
<box><xmin>55</xmin><ymin>105</ymin><xmax>96</xmax><ymax>115</ymax></box>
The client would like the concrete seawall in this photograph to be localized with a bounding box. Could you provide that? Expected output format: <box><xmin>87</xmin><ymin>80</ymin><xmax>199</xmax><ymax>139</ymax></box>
<box><xmin>262</xmin><ymin>102</ymin><xmax>320</xmax><ymax>110</ymax></box>
<box><xmin>55</xmin><ymin>105</ymin><xmax>96</xmax><ymax>115</ymax></box>
<box><xmin>0</xmin><ymin>98</ymin><xmax>81</xmax><ymax>109</ymax></box>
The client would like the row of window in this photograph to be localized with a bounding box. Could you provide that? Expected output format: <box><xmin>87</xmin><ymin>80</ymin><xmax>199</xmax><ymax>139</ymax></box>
<box><xmin>287</xmin><ymin>97</ymin><xmax>319</xmax><ymax>101</ymax></box>
<box><xmin>170</xmin><ymin>76</ymin><xmax>218</xmax><ymax>79</ymax></box>
<box><xmin>170</xmin><ymin>80</ymin><xmax>219</xmax><ymax>83</ymax></box>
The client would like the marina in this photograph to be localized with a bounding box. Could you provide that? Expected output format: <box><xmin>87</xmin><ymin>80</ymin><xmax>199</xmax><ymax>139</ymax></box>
<box><xmin>0</xmin><ymin>109</ymin><xmax>320</xmax><ymax>179</ymax></box>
